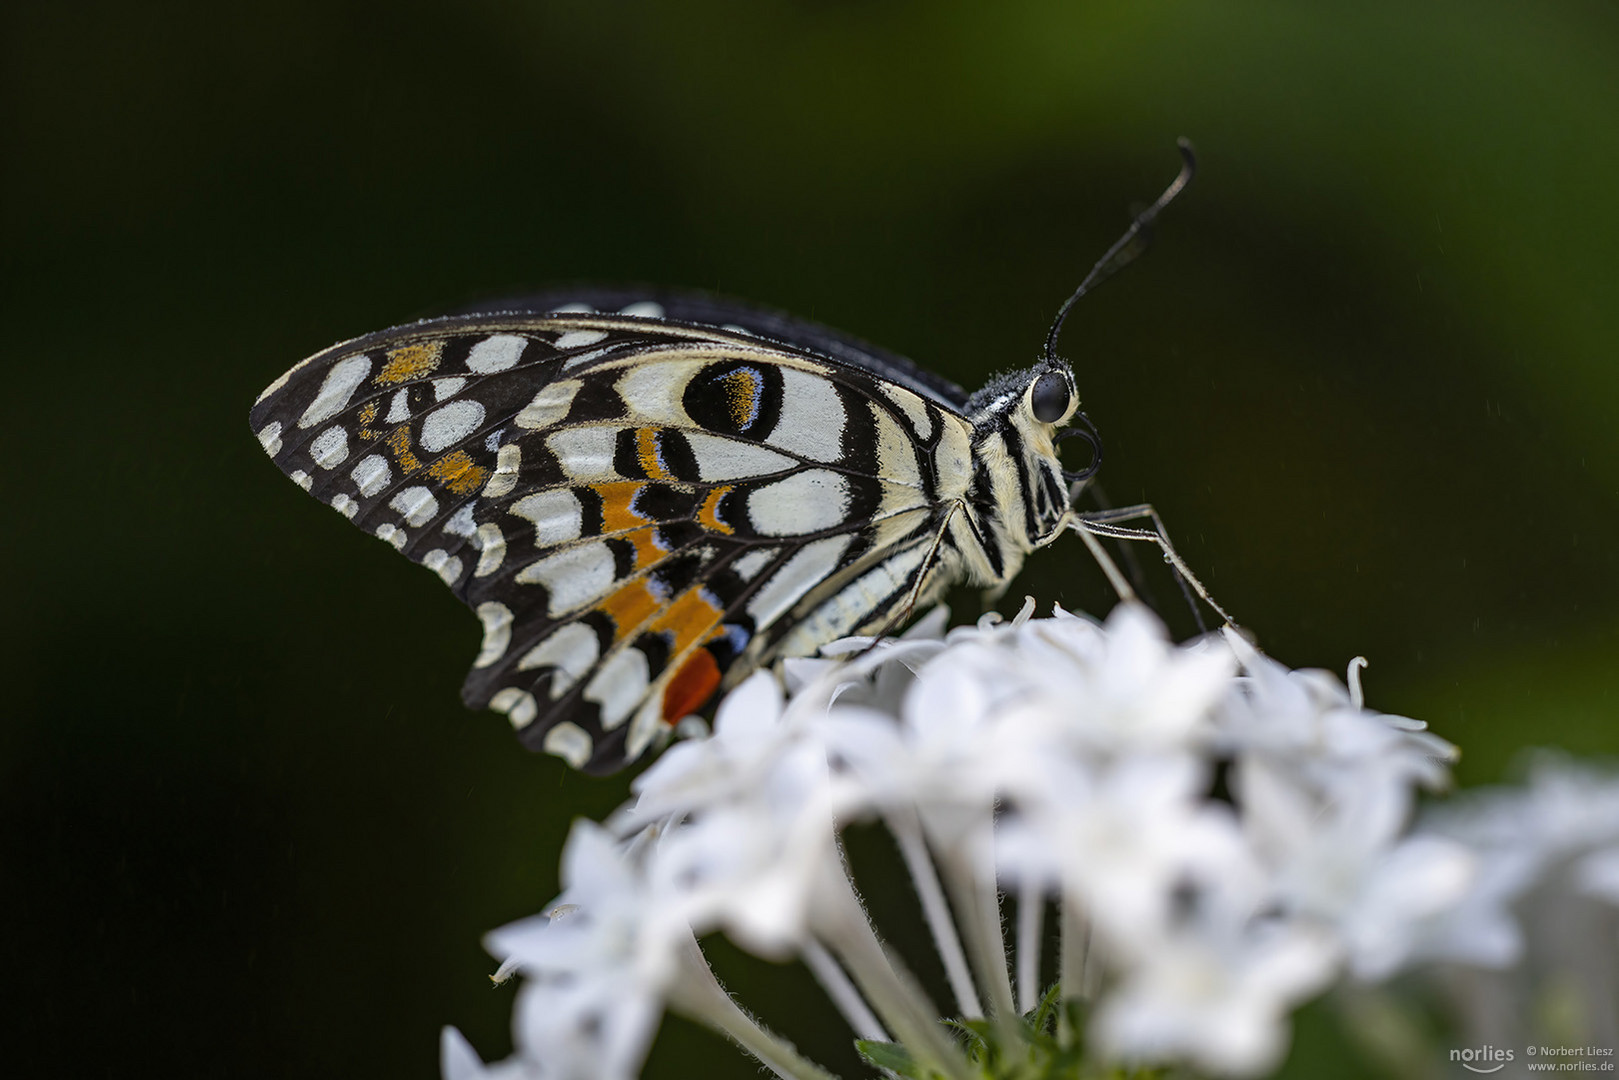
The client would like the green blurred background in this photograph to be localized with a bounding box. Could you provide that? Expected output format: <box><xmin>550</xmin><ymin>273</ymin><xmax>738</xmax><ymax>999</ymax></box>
<box><xmin>5</xmin><ymin>1</ymin><xmax>1617</xmax><ymax>1076</ymax></box>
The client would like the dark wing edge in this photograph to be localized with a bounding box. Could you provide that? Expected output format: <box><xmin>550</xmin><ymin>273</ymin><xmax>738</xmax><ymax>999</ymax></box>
<box><xmin>435</xmin><ymin>285</ymin><xmax>973</xmax><ymax>413</ymax></box>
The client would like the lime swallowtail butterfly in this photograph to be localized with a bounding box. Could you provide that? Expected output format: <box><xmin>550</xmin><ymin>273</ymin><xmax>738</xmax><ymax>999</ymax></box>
<box><xmin>249</xmin><ymin>143</ymin><xmax>1218</xmax><ymax>773</ymax></box>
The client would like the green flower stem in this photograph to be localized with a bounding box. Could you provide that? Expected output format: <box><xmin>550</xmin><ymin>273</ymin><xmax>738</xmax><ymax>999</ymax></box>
<box><xmin>666</xmin><ymin>932</ymin><xmax>838</xmax><ymax>1080</ymax></box>
<box><xmin>802</xmin><ymin>938</ymin><xmax>889</xmax><ymax>1042</ymax></box>
<box><xmin>1058</xmin><ymin>894</ymin><xmax>1091</xmax><ymax>1043</ymax></box>
<box><xmin>937</xmin><ymin>837</ymin><xmax>1019</xmax><ymax>1030</ymax></box>
<box><xmin>814</xmin><ymin>864</ymin><xmax>975</xmax><ymax>1080</ymax></box>
<box><xmin>1016</xmin><ymin>877</ymin><xmax>1044</xmax><ymax>1014</ymax></box>
<box><xmin>888</xmin><ymin>809</ymin><xmax>984</xmax><ymax>1019</ymax></box>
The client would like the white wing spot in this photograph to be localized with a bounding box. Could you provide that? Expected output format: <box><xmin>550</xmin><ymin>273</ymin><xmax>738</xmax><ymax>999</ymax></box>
<box><xmin>549</xmin><ymin>302</ymin><xmax>595</xmax><ymax>313</ymax></box>
<box><xmin>256</xmin><ymin>421</ymin><xmax>283</xmax><ymax>456</ymax></box>
<box><xmin>684</xmin><ymin>431</ymin><xmax>795</xmax><ymax>481</ymax></box>
<box><xmin>350</xmin><ymin>454</ymin><xmax>391</xmax><ymax>497</ymax></box>
<box><xmin>615</xmin><ymin>361</ymin><xmax>699</xmax><ymax>425</ymax></box>
<box><xmin>510</xmin><ymin>489</ymin><xmax>584</xmax><ymax>546</ymax></box>
<box><xmin>482</xmin><ymin>443</ymin><xmax>522</xmax><ymax>498</ymax></box>
<box><xmin>298</xmin><ymin>355</ymin><xmax>372</xmax><ymax>429</ymax></box>
<box><xmin>390</xmin><ymin>485</ymin><xmax>439</xmax><ymax>527</ymax></box>
<box><xmin>374</xmin><ymin>523</ymin><xmax>406</xmax><ymax>551</ymax></box>
<box><xmin>880</xmin><ymin>384</ymin><xmax>934</xmax><ymax>443</ymax></box>
<box><xmin>474</xmin><ymin>602</ymin><xmax>514</xmax><ymax>667</ymax></box>
<box><xmin>310</xmin><ymin>425</ymin><xmax>350</xmax><ymax>469</ymax></box>
<box><xmin>779</xmin><ymin>542</ymin><xmax>930</xmax><ymax>658</ymax></box>
<box><xmin>746</xmin><ymin>469</ymin><xmax>851</xmax><ymax>536</ymax></box>
<box><xmin>555</xmin><ymin>329</ymin><xmax>608</xmax><ymax>349</ymax></box>
<box><xmin>474</xmin><ymin>522</ymin><xmax>506</xmax><ymax>577</ymax></box>
<box><xmin>433</xmin><ymin>376</ymin><xmax>466</xmax><ymax>402</ymax></box>
<box><xmin>517</xmin><ymin>542</ymin><xmax>616</xmax><ymax>616</ymax></box>
<box><xmin>871</xmin><ymin>404</ymin><xmax>923</xmax><ymax>491</ymax></box>
<box><xmin>422</xmin><ymin>549</ymin><xmax>464</xmax><ymax>586</ymax></box>
<box><xmin>548</xmin><ymin>427</ymin><xmax>619</xmax><ymax>480</ymax></box>
<box><xmin>542</xmin><ymin>722</ymin><xmax>594</xmax><ymax>768</ymax></box>
<box><xmin>619</xmin><ymin>301</ymin><xmax>664</xmax><ymax>318</ymax></box>
<box><xmin>386</xmin><ymin>388</ymin><xmax>411</xmax><ymax>423</ymax></box>
<box><xmin>625</xmin><ymin>698</ymin><xmax>666</xmax><ymax>760</ymax></box>
<box><xmin>517</xmin><ymin>623</ymin><xmax>600</xmax><ymax>698</ymax></box>
<box><xmin>489</xmin><ymin>687</ymin><xmax>537</xmax><ymax>728</ymax></box>
<box><xmin>517</xmin><ymin>380</ymin><xmax>580</xmax><ymax>429</ymax></box>
<box><xmin>331</xmin><ymin>493</ymin><xmax>358</xmax><ymax>519</ymax></box>
<box><xmin>731</xmin><ymin>547</ymin><xmax>780</xmax><ymax>582</ymax></box>
<box><xmin>443</xmin><ymin>503</ymin><xmax>476</xmax><ymax>538</ymax></box>
<box><xmin>290</xmin><ymin>470</ymin><xmax>312</xmax><ymax>491</ymax></box>
<box><xmin>746</xmin><ymin>535</ymin><xmax>854</xmax><ymax>630</ymax></box>
<box><xmin>584</xmin><ymin>647</ymin><xmax>649</xmax><ymax>730</ymax></box>
<box><xmin>420</xmin><ymin>400</ymin><xmax>486</xmax><ymax>453</ymax></box>
<box><xmin>767</xmin><ymin>368</ymin><xmax>845</xmax><ymax>462</ymax></box>
<box><xmin>932</xmin><ymin>422</ymin><xmax>974</xmax><ymax>498</ymax></box>
<box><xmin>465</xmin><ymin>334</ymin><xmax>528</xmax><ymax>374</ymax></box>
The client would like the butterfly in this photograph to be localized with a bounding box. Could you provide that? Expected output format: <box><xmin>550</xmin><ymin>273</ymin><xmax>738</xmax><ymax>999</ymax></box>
<box><xmin>249</xmin><ymin>145</ymin><xmax>1206</xmax><ymax>774</ymax></box>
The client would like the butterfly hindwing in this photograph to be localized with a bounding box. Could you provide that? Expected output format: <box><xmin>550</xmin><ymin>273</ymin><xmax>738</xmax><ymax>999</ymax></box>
<box><xmin>251</xmin><ymin>307</ymin><xmax>969</xmax><ymax>771</ymax></box>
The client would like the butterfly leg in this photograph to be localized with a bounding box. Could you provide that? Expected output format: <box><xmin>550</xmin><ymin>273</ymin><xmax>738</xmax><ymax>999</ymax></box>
<box><xmin>1069</xmin><ymin>504</ymin><xmax>1236</xmax><ymax>630</ymax></box>
<box><xmin>851</xmin><ymin>504</ymin><xmax>966</xmax><ymax>649</ymax></box>
<box><xmin>1071</xmin><ymin>479</ymin><xmax>1157</xmax><ymax>607</ymax></box>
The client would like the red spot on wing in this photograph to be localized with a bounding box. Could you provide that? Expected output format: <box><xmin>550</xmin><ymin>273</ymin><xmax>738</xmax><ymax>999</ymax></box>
<box><xmin>662</xmin><ymin>648</ymin><xmax>721</xmax><ymax>723</ymax></box>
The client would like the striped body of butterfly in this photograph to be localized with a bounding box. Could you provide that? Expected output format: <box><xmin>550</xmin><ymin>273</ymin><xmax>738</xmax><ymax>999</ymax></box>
<box><xmin>250</xmin><ymin>288</ymin><xmax>1091</xmax><ymax>773</ymax></box>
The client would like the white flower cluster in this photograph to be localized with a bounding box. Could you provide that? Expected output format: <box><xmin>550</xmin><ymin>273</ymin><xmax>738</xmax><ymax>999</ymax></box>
<box><xmin>441</xmin><ymin>602</ymin><xmax>1619</xmax><ymax>1080</ymax></box>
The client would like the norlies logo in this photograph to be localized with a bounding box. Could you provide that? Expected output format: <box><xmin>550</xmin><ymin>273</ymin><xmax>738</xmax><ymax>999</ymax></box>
<box><xmin>1452</xmin><ymin>1044</ymin><xmax>1515</xmax><ymax>1073</ymax></box>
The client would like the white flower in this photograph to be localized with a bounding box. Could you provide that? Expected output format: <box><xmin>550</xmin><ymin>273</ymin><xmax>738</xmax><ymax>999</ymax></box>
<box><xmin>1094</xmin><ymin>908</ymin><xmax>1338</xmax><ymax>1076</ymax></box>
<box><xmin>1408</xmin><ymin>752</ymin><xmax>1619</xmax><ymax>973</ymax></box>
<box><xmin>476</xmin><ymin>822</ymin><xmax>687</xmax><ymax>1080</ymax></box>
<box><xmin>444</xmin><ymin>601</ymin><xmax>1619</xmax><ymax>1080</ymax></box>
<box><xmin>998</xmin><ymin>752</ymin><xmax>1238</xmax><ymax>955</ymax></box>
<box><xmin>1011</xmin><ymin>603</ymin><xmax>1236</xmax><ymax>753</ymax></box>
<box><xmin>1576</xmin><ymin>844</ymin><xmax>1619</xmax><ymax>904</ymax></box>
<box><xmin>628</xmin><ymin>671</ymin><xmax>797</xmax><ymax>822</ymax></box>
<box><xmin>648</xmin><ymin>738</ymin><xmax>848</xmax><ymax>958</ymax></box>
<box><xmin>1217</xmin><ymin>630</ymin><xmax>1456</xmax><ymax>805</ymax></box>
<box><xmin>441</xmin><ymin>1027</ymin><xmax>541</xmax><ymax>1080</ymax></box>
<box><xmin>1235</xmin><ymin>748</ymin><xmax>1478</xmax><ymax>981</ymax></box>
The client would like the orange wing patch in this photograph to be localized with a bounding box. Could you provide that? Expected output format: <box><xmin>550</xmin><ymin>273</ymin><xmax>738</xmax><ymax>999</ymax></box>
<box><xmin>601</xmin><ymin>579</ymin><xmax>664</xmax><ymax>642</ymax></box>
<box><xmin>697</xmin><ymin>485</ymin><xmax>734</xmax><ymax>535</ymax></box>
<box><xmin>719</xmin><ymin>368</ymin><xmax>762</xmax><ymax>429</ymax></box>
<box><xmin>387</xmin><ymin>424</ymin><xmax>423</xmax><ymax>473</ymax></box>
<box><xmin>649</xmin><ymin>586</ymin><xmax>724</xmax><ymax>658</ymax></box>
<box><xmin>663</xmin><ymin>649</ymin><xmax>721</xmax><ymax>723</ymax></box>
<box><xmin>634</xmin><ymin>428</ymin><xmax>672</xmax><ymax>480</ymax></box>
<box><xmin>377</xmin><ymin>342</ymin><xmax>443</xmax><ymax>385</ymax></box>
<box><xmin>595</xmin><ymin>481</ymin><xmax>650</xmax><ymax>534</ymax></box>
<box><xmin>621</xmin><ymin>525</ymin><xmax>667</xmax><ymax>571</ymax></box>
<box><xmin>428</xmin><ymin>450</ymin><xmax>487</xmax><ymax>494</ymax></box>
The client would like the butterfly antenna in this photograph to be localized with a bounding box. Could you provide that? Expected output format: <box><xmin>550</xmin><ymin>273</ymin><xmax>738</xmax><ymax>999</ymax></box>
<box><xmin>1042</xmin><ymin>138</ymin><xmax>1197</xmax><ymax>364</ymax></box>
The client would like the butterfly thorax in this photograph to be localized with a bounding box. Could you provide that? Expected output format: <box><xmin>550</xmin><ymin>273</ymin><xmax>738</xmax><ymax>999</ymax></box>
<box><xmin>950</xmin><ymin>361</ymin><xmax>1080</xmax><ymax>593</ymax></box>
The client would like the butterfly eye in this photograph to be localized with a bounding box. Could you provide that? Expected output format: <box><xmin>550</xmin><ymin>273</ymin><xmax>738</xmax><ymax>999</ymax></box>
<box><xmin>1029</xmin><ymin>370</ymin><xmax>1072</xmax><ymax>424</ymax></box>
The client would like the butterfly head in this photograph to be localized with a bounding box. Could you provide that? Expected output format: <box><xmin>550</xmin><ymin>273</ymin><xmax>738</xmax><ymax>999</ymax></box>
<box><xmin>968</xmin><ymin>359</ymin><xmax>1097</xmax><ymax>549</ymax></box>
<box><xmin>1026</xmin><ymin>361</ymin><xmax>1102</xmax><ymax>543</ymax></box>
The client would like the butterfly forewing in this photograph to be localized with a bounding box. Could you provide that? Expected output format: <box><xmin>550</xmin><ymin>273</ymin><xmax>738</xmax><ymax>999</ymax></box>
<box><xmin>251</xmin><ymin>308</ymin><xmax>966</xmax><ymax>772</ymax></box>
